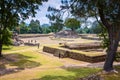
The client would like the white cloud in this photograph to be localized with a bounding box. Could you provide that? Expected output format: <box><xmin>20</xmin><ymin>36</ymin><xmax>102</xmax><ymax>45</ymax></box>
<box><xmin>24</xmin><ymin>0</ymin><xmax>97</xmax><ymax>26</ymax></box>
<box><xmin>24</xmin><ymin>0</ymin><xmax>61</xmax><ymax>25</ymax></box>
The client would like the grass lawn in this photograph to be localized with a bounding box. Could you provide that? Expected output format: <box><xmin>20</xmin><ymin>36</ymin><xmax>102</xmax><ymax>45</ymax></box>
<box><xmin>1</xmin><ymin>45</ymin><xmax>120</xmax><ymax>80</ymax></box>
<box><xmin>2</xmin><ymin>46</ymin><xmax>31</xmax><ymax>53</ymax></box>
<box><xmin>102</xmin><ymin>66</ymin><xmax>120</xmax><ymax>80</ymax></box>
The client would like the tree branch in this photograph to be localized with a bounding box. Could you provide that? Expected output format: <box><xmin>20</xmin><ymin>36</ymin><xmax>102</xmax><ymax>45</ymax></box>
<box><xmin>98</xmin><ymin>7</ymin><xmax>111</xmax><ymax>30</ymax></box>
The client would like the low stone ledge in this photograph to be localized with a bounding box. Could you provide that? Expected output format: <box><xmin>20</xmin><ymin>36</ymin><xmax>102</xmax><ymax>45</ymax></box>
<box><xmin>43</xmin><ymin>46</ymin><xmax>106</xmax><ymax>63</ymax></box>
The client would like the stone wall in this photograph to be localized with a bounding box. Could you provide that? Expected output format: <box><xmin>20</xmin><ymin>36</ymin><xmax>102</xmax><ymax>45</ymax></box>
<box><xmin>43</xmin><ymin>46</ymin><xmax>106</xmax><ymax>63</ymax></box>
<box><xmin>43</xmin><ymin>46</ymin><xmax>56</xmax><ymax>54</ymax></box>
<box><xmin>64</xmin><ymin>42</ymin><xmax>101</xmax><ymax>50</ymax></box>
<box><xmin>19</xmin><ymin>34</ymin><xmax>53</xmax><ymax>38</ymax></box>
<box><xmin>43</xmin><ymin>46</ymin><xmax>69</xmax><ymax>58</ymax></box>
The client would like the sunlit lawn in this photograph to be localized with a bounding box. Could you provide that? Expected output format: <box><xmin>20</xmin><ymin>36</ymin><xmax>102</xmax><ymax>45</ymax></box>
<box><xmin>0</xmin><ymin>45</ymin><xmax>109</xmax><ymax>80</ymax></box>
<box><xmin>2</xmin><ymin>46</ymin><xmax>31</xmax><ymax>52</ymax></box>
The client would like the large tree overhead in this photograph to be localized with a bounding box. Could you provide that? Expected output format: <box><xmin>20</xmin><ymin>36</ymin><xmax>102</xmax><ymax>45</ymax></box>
<box><xmin>61</xmin><ymin>0</ymin><xmax>120</xmax><ymax>72</ymax></box>
<box><xmin>0</xmin><ymin>0</ymin><xmax>48</xmax><ymax>57</ymax></box>
<box><xmin>65</xmin><ymin>18</ymin><xmax>80</xmax><ymax>31</ymax></box>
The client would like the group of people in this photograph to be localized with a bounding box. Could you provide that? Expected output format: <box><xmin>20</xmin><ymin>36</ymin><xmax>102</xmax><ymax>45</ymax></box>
<box><xmin>27</xmin><ymin>40</ymin><xmax>40</xmax><ymax>49</ymax></box>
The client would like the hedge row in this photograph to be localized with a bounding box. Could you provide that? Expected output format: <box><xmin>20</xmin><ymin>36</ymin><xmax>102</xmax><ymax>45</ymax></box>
<box><xmin>43</xmin><ymin>46</ymin><xmax>106</xmax><ymax>63</ymax></box>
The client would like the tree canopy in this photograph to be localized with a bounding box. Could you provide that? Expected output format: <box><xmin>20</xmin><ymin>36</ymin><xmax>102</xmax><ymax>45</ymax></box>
<box><xmin>29</xmin><ymin>19</ymin><xmax>42</xmax><ymax>33</ymax></box>
<box><xmin>17</xmin><ymin>21</ymin><xmax>28</xmax><ymax>34</ymax></box>
<box><xmin>65</xmin><ymin>18</ymin><xmax>80</xmax><ymax>31</ymax></box>
<box><xmin>0</xmin><ymin>0</ymin><xmax>48</xmax><ymax>57</ymax></box>
<box><xmin>46</xmin><ymin>13</ymin><xmax>64</xmax><ymax>33</ymax></box>
<box><xmin>61</xmin><ymin>0</ymin><xmax>120</xmax><ymax>72</ymax></box>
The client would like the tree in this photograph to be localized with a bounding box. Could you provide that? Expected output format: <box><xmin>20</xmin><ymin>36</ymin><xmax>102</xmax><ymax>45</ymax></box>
<box><xmin>76</xmin><ymin>28</ymin><xmax>83</xmax><ymax>34</ymax></box>
<box><xmin>42</xmin><ymin>27</ymin><xmax>51</xmax><ymax>34</ymax></box>
<box><xmin>41</xmin><ymin>24</ymin><xmax>51</xmax><ymax>34</ymax></box>
<box><xmin>0</xmin><ymin>0</ymin><xmax>48</xmax><ymax>57</ymax></box>
<box><xmin>82</xmin><ymin>26</ymin><xmax>90</xmax><ymax>34</ymax></box>
<box><xmin>18</xmin><ymin>21</ymin><xmax>28</xmax><ymax>34</ymax></box>
<box><xmin>46</xmin><ymin>14</ymin><xmax>64</xmax><ymax>33</ymax></box>
<box><xmin>64</xmin><ymin>18</ymin><xmax>80</xmax><ymax>31</ymax></box>
<box><xmin>29</xmin><ymin>19</ymin><xmax>42</xmax><ymax>33</ymax></box>
<box><xmin>90</xmin><ymin>21</ymin><xmax>102</xmax><ymax>34</ymax></box>
<box><xmin>46</xmin><ymin>6</ymin><xmax>65</xmax><ymax>33</ymax></box>
<box><xmin>61</xmin><ymin>0</ymin><xmax>120</xmax><ymax>72</ymax></box>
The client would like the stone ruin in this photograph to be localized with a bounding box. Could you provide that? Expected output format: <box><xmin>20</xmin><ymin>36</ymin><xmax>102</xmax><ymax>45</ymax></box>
<box><xmin>54</xmin><ymin>30</ymin><xmax>79</xmax><ymax>38</ymax></box>
<box><xmin>43</xmin><ymin>42</ymin><xmax>106</xmax><ymax>63</ymax></box>
<box><xmin>63</xmin><ymin>42</ymin><xmax>101</xmax><ymax>50</ymax></box>
<box><xmin>24</xmin><ymin>40</ymin><xmax>39</xmax><ymax>46</ymax></box>
<box><xmin>12</xmin><ymin>32</ymin><xmax>24</xmax><ymax>46</ymax></box>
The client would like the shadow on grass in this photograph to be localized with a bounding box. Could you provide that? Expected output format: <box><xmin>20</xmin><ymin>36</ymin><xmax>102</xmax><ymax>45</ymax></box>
<box><xmin>2</xmin><ymin>47</ymin><xmax>11</xmax><ymax>50</ymax></box>
<box><xmin>32</xmin><ymin>75</ymin><xmax>76</xmax><ymax>80</ymax></box>
<box><xmin>99</xmin><ymin>66</ymin><xmax>120</xmax><ymax>80</ymax></box>
<box><xmin>0</xmin><ymin>53</ymin><xmax>41</xmax><ymax>76</ymax></box>
<box><xmin>32</xmin><ymin>68</ymin><xmax>101</xmax><ymax>80</ymax></box>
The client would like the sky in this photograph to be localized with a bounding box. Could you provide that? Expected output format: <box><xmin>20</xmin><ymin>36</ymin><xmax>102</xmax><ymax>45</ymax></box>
<box><xmin>25</xmin><ymin>0</ymin><xmax>61</xmax><ymax>25</ymax></box>
<box><xmin>24</xmin><ymin>0</ymin><xmax>96</xmax><ymax>27</ymax></box>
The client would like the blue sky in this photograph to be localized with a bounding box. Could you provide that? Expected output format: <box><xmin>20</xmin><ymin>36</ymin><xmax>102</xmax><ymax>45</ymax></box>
<box><xmin>25</xmin><ymin>0</ymin><xmax>61</xmax><ymax>25</ymax></box>
<box><xmin>24</xmin><ymin>0</ymin><xmax>96</xmax><ymax>27</ymax></box>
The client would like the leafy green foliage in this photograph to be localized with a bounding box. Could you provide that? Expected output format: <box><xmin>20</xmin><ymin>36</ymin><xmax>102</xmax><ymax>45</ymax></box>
<box><xmin>2</xmin><ymin>28</ymin><xmax>12</xmax><ymax>46</ymax></box>
<box><xmin>47</xmin><ymin>5</ymin><xmax>65</xmax><ymax>33</ymax></box>
<box><xmin>61</xmin><ymin>0</ymin><xmax>120</xmax><ymax>71</ymax></box>
<box><xmin>90</xmin><ymin>21</ymin><xmax>102</xmax><ymax>34</ymax></box>
<box><xmin>15</xmin><ymin>20</ymin><xmax>43</xmax><ymax>34</ymax></box>
<box><xmin>42</xmin><ymin>27</ymin><xmax>51</xmax><ymax>34</ymax></box>
<box><xmin>65</xmin><ymin>18</ymin><xmax>80</xmax><ymax>31</ymax></box>
<box><xmin>29</xmin><ymin>19</ymin><xmax>42</xmax><ymax>33</ymax></box>
<box><xmin>0</xmin><ymin>0</ymin><xmax>48</xmax><ymax>56</ymax></box>
<box><xmin>18</xmin><ymin>21</ymin><xmax>28</xmax><ymax>34</ymax></box>
<box><xmin>47</xmin><ymin>14</ymin><xmax>64</xmax><ymax>33</ymax></box>
<box><xmin>98</xmin><ymin>27</ymin><xmax>109</xmax><ymax>49</ymax></box>
<box><xmin>41</xmin><ymin>24</ymin><xmax>51</xmax><ymax>34</ymax></box>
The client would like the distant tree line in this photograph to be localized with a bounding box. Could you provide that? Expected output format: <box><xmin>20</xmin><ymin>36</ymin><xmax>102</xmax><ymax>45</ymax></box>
<box><xmin>14</xmin><ymin>19</ymin><xmax>102</xmax><ymax>34</ymax></box>
<box><xmin>76</xmin><ymin>21</ymin><xmax>102</xmax><ymax>34</ymax></box>
<box><xmin>14</xmin><ymin>19</ymin><xmax>42</xmax><ymax>34</ymax></box>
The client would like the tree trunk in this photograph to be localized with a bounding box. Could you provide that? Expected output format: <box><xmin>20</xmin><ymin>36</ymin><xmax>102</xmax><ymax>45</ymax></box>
<box><xmin>103</xmin><ymin>27</ymin><xmax>120</xmax><ymax>71</ymax></box>
<box><xmin>0</xmin><ymin>39</ymin><xmax>3</xmax><ymax>57</ymax></box>
<box><xmin>98</xmin><ymin>7</ymin><xmax>120</xmax><ymax>72</ymax></box>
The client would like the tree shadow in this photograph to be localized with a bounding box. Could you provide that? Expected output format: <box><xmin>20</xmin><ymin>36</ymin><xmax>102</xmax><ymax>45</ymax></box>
<box><xmin>32</xmin><ymin>67</ymin><xmax>101</xmax><ymax>80</ymax></box>
<box><xmin>32</xmin><ymin>75</ymin><xmax>76</xmax><ymax>80</ymax></box>
<box><xmin>0</xmin><ymin>53</ymin><xmax>41</xmax><ymax>76</ymax></box>
<box><xmin>2</xmin><ymin>47</ymin><xmax>11</xmax><ymax>50</ymax></box>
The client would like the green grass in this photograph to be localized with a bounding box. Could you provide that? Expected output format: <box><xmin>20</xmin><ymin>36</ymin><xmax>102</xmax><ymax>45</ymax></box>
<box><xmin>0</xmin><ymin>46</ymin><xmax>100</xmax><ymax>80</ymax></box>
<box><xmin>2</xmin><ymin>45</ymin><xmax>120</xmax><ymax>80</ymax></box>
<box><xmin>101</xmin><ymin>66</ymin><xmax>120</xmax><ymax>80</ymax></box>
<box><xmin>2</xmin><ymin>45</ymin><xmax>31</xmax><ymax>52</ymax></box>
<box><xmin>36</xmin><ymin>68</ymin><xmax>99</xmax><ymax>80</ymax></box>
